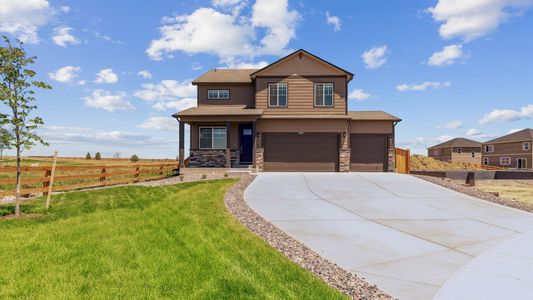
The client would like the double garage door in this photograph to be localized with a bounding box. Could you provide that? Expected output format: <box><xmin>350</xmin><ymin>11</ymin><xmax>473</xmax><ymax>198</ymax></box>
<box><xmin>262</xmin><ymin>133</ymin><xmax>388</xmax><ymax>172</ymax></box>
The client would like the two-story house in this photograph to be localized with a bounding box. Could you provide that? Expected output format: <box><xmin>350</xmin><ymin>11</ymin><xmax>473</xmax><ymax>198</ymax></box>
<box><xmin>427</xmin><ymin>138</ymin><xmax>482</xmax><ymax>164</ymax></box>
<box><xmin>173</xmin><ymin>49</ymin><xmax>401</xmax><ymax>172</ymax></box>
<box><xmin>481</xmin><ymin>128</ymin><xmax>532</xmax><ymax>170</ymax></box>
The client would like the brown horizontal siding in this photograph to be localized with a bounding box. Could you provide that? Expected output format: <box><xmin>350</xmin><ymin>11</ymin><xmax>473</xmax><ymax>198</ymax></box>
<box><xmin>482</xmin><ymin>154</ymin><xmax>531</xmax><ymax>170</ymax></box>
<box><xmin>198</xmin><ymin>84</ymin><xmax>254</xmax><ymax>107</ymax></box>
<box><xmin>255</xmin><ymin>76</ymin><xmax>346</xmax><ymax>115</ymax></box>
<box><xmin>189</xmin><ymin>122</ymin><xmax>242</xmax><ymax>150</ymax></box>
<box><xmin>350</xmin><ymin>121</ymin><xmax>393</xmax><ymax>134</ymax></box>
<box><xmin>257</xmin><ymin>119</ymin><xmax>347</xmax><ymax>133</ymax></box>
<box><xmin>254</xmin><ymin>52</ymin><xmax>346</xmax><ymax>77</ymax></box>
<box><xmin>453</xmin><ymin>147</ymin><xmax>481</xmax><ymax>153</ymax></box>
<box><xmin>482</xmin><ymin>141</ymin><xmax>532</xmax><ymax>155</ymax></box>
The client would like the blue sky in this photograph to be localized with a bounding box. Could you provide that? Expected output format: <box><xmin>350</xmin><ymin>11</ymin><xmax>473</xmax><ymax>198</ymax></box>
<box><xmin>1</xmin><ymin>0</ymin><xmax>532</xmax><ymax>158</ymax></box>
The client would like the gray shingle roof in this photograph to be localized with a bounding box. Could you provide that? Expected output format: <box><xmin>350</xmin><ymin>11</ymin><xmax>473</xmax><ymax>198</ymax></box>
<box><xmin>484</xmin><ymin>128</ymin><xmax>533</xmax><ymax>144</ymax></box>
<box><xmin>428</xmin><ymin>138</ymin><xmax>482</xmax><ymax>149</ymax></box>
<box><xmin>192</xmin><ymin>69</ymin><xmax>257</xmax><ymax>84</ymax></box>
<box><xmin>348</xmin><ymin>111</ymin><xmax>401</xmax><ymax>121</ymax></box>
<box><xmin>173</xmin><ymin>105</ymin><xmax>262</xmax><ymax>117</ymax></box>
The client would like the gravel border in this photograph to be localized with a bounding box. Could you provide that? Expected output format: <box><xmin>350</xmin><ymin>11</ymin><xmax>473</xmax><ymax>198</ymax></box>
<box><xmin>224</xmin><ymin>174</ymin><xmax>393</xmax><ymax>300</ymax></box>
<box><xmin>415</xmin><ymin>175</ymin><xmax>533</xmax><ymax>213</ymax></box>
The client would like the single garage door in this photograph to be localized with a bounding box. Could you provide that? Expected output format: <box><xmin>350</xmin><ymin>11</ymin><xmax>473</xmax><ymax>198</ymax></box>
<box><xmin>263</xmin><ymin>133</ymin><xmax>339</xmax><ymax>171</ymax></box>
<box><xmin>351</xmin><ymin>134</ymin><xmax>388</xmax><ymax>172</ymax></box>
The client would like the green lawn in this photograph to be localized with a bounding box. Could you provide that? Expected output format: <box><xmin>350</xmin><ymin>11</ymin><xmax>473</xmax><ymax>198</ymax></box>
<box><xmin>0</xmin><ymin>179</ymin><xmax>345</xmax><ymax>299</ymax></box>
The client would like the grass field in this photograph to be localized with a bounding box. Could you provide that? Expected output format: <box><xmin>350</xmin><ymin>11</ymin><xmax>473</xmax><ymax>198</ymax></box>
<box><xmin>475</xmin><ymin>180</ymin><xmax>533</xmax><ymax>206</ymax></box>
<box><xmin>0</xmin><ymin>180</ymin><xmax>345</xmax><ymax>299</ymax></box>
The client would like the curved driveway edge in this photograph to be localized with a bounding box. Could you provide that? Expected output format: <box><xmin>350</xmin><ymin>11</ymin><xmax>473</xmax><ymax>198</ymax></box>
<box><xmin>224</xmin><ymin>174</ymin><xmax>392</xmax><ymax>299</ymax></box>
<box><xmin>244</xmin><ymin>172</ymin><xmax>533</xmax><ymax>300</ymax></box>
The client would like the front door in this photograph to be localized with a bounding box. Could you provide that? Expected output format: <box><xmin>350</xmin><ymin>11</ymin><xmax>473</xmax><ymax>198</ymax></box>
<box><xmin>239</xmin><ymin>124</ymin><xmax>253</xmax><ymax>164</ymax></box>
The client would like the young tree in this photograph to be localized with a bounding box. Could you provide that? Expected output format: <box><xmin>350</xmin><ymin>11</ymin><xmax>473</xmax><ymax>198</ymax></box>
<box><xmin>0</xmin><ymin>127</ymin><xmax>12</xmax><ymax>160</ymax></box>
<box><xmin>85</xmin><ymin>152</ymin><xmax>92</xmax><ymax>160</ymax></box>
<box><xmin>130</xmin><ymin>154</ymin><xmax>139</xmax><ymax>162</ymax></box>
<box><xmin>0</xmin><ymin>36</ymin><xmax>50</xmax><ymax>216</ymax></box>
<box><xmin>94</xmin><ymin>152</ymin><xmax>101</xmax><ymax>160</ymax></box>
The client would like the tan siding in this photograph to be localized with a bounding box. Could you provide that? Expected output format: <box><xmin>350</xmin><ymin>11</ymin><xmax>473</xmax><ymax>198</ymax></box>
<box><xmin>453</xmin><ymin>147</ymin><xmax>482</xmax><ymax>153</ymax></box>
<box><xmin>198</xmin><ymin>84</ymin><xmax>254</xmax><ymax>107</ymax></box>
<box><xmin>350</xmin><ymin>121</ymin><xmax>393</xmax><ymax>134</ymax></box>
<box><xmin>451</xmin><ymin>152</ymin><xmax>482</xmax><ymax>164</ymax></box>
<box><xmin>482</xmin><ymin>141</ymin><xmax>532</xmax><ymax>155</ymax></box>
<box><xmin>255</xmin><ymin>76</ymin><xmax>346</xmax><ymax>115</ymax></box>
<box><xmin>428</xmin><ymin>147</ymin><xmax>452</xmax><ymax>162</ymax></box>
<box><xmin>189</xmin><ymin>122</ymin><xmax>240</xmax><ymax>150</ymax></box>
<box><xmin>254</xmin><ymin>53</ymin><xmax>346</xmax><ymax>77</ymax></box>
<box><xmin>482</xmin><ymin>154</ymin><xmax>531</xmax><ymax>170</ymax></box>
<box><xmin>257</xmin><ymin>119</ymin><xmax>347</xmax><ymax>133</ymax></box>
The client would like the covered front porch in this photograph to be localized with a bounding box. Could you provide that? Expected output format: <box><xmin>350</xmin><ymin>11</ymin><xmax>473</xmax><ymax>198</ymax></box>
<box><xmin>174</xmin><ymin>106</ymin><xmax>263</xmax><ymax>170</ymax></box>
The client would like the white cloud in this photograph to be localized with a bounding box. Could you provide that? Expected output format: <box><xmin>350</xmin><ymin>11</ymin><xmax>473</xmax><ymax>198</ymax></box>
<box><xmin>48</xmin><ymin>66</ymin><xmax>80</xmax><ymax>83</ymax></box>
<box><xmin>428</xmin><ymin>44</ymin><xmax>467</xmax><ymax>67</ymax></box>
<box><xmin>192</xmin><ymin>62</ymin><xmax>203</xmax><ymax>71</ymax></box>
<box><xmin>361</xmin><ymin>45</ymin><xmax>388</xmax><ymax>69</ymax></box>
<box><xmin>77</xmin><ymin>80</ymin><xmax>86</xmax><ymax>86</ymax></box>
<box><xmin>93</xmin><ymin>31</ymin><xmax>123</xmax><ymax>44</ymax></box>
<box><xmin>427</xmin><ymin>0</ymin><xmax>533</xmax><ymax>42</ymax></box>
<box><xmin>212</xmin><ymin>0</ymin><xmax>247</xmax><ymax>15</ymax></box>
<box><xmin>348</xmin><ymin>89</ymin><xmax>371</xmax><ymax>101</ymax></box>
<box><xmin>507</xmin><ymin>128</ymin><xmax>523</xmax><ymax>134</ymax></box>
<box><xmin>325</xmin><ymin>11</ymin><xmax>341</xmax><ymax>31</ymax></box>
<box><xmin>59</xmin><ymin>6</ymin><xmax>71</xmax><ymax>13</ymax></box>
<box><xmin>146</xmin><ymin>0</ymin><xmax>299</xmax><ymax>64</ymax></box>
<box><xmin>134</xmin><ymin>80</ymin><xmax>196</xmax><ymax>102</ymax></box>
<box><xmin>83</xmin><ymin>90</ymin><xmax>135</xmax><ymax>112</ymax></box>
<box><xmin>0</xmin><ymin>0</ymin><xmax>52</xmax><ymax>43</ymax></box>
<box><xmin>396</xmin><ymin>81</ymin><xmax>451</xmax><ymax>92</ymax></box>
<box><xmin>479</xmin><ymin>104</ymin><xmax>533</xmax><ymax>124</ymax></box>
<box><xmin>466</xmin><ymin>128</ymin><xmax>482</xmax><ymax>136</ymax></box>
<box><xmin>152</xmin><ymin>98</ymin><xmax>197</xmax><ymax>112</ymax></box>
<box><xmin>95</xmin><ymin>68</ymin><xmax>119</xmax><ymax>84</ymax></box>
<box><xmin>51</xmin><ymin>26</ymin><xmax>80</xmax><ymax>47</ymax></box>
<box><xmin>443</xmin><ymin>120</ymin><xmax>463</xmax><ymax>129</ymax></box>
<box><xmin>224</xmin><ymin>61</ymin><xmax>269</xmax><ymax>69</ymax></box>
<box><xmin>137</xmin><ymin>70</ymin><xmax>152</xmax><ymax>79</ymax></box>
<box><xmin>138</xmin><ymin>117</ymin><xmax>178</xmax><ymax>131</ymax></box>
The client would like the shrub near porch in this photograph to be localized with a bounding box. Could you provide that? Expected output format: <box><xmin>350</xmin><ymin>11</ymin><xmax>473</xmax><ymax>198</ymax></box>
<box><xmin>0</xmin><ymin>180</ymin><xmax>345</xmax><ymax>299</ymax></box>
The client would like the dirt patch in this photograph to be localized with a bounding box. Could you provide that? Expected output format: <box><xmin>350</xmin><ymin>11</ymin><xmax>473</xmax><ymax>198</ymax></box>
<box><xmin>415</xmin><ymin>175</ymin><xmax>533</xmax><ymax>213</ymax></box>
<box><xmin>224</xmin><ymin>174</ymin><xmax>393</xmax><ymax>300</ymax></box>
<box><xmin>1</xmin><ymin>213</ymin><xmax>44</xmax><ymax>220</ymax></box>
<box><xmin>411</xmin><ymin>155</ymin><xmax>485</xmax><ymax>171</ymax></box>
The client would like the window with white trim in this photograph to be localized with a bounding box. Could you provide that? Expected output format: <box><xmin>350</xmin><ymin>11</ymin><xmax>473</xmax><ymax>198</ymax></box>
<box><xmin>485</xmin><ymin>145</ymin><xmax>494</xmax><ymax>153</ymax></box>
<box><xmin>482</xmin><ymin>157</ymin><xmax>489</xmax><ymax>165</ymax></box>
<box><xmin>207</xmin><ymin>89</ymin><xmax>229</xmax><ymax>100</ymax></box>
<box><xmin>199</xmin><ymin>127</ymin><xmax>227</xmax><ymax>149</ymax></box>
<box><xmin>268</xmin><ymin>83</ymin><xmax>287</xmax><ymax>107</ymax></box>
<box><xmin>517</xmin><ymin>158</ymin><xmax>527</xmax><ymax>169</ymax></box>
<box><xmin>500</xmin><ymin>156</ymin><xmax>511</xmax><ymax>165</ymax></box>
<box><xmin>433</xmin><ymin>149</ymin><xmax>440</xmax><ymax>155</ymax></box>
<box><xmin>314</xmin><ymin>83</ymin><xmax>334</xmax><ymax>107</ymax></box>
<box><xmin>523</xmin><ymin>142</ymin><xmax>531</xmax><ymax>151</ymax></box>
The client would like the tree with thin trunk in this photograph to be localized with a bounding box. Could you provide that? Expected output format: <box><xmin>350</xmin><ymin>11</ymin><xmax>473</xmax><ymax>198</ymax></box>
<box><xmin>0</xmin><ymin>36</ymin><xmax>50</xmax><ymax>216</ymax></box>
<box><xmin>0</xmin><ymin>127</ymin><xmax>12</xmax><ymax>160</ymax></box>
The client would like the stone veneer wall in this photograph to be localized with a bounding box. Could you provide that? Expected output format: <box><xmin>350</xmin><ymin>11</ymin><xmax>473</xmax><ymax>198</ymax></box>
<box><xmin>388</xmin><ymin>148</ymin><xmax>396</xmax><ymax>172</ymax></box>
<box><xmin>188</xmin><ymin>149</ymin><xmax>227</xmax><ymax>168</ymax></box>
<box><xmin>339</xmin><ymin>148</ymin><xmax>350</xmax><ymax>172</ymax></box>
<box><xmin>255</xmin><ymin>148</ymin><xmax>264</xmax><ymax>172</ymax></box>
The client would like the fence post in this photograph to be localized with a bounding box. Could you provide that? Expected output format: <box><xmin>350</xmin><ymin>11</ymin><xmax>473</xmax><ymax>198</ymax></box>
<box><xmin>45</xmin><ymin>151</ymin><xmax>58</xmax><ymax>210</ymax></box>
<box><xmin>159</xmin><ymin>165</ymin><xmax>164</xmax><ymax>176</ymax></box>
<box><xmin>135</xmin><ymin>165</ymin><xmax>140</xmax><ymax>182</ymax></box>
<box><xmin>100</xmin><ymin>167</ymin><xmax>107</xmax><ymax>186</ymax></box>
<box><xmin>407</xmin><ymin>149</ymin><xmax>411</xmax><ymax>174</ymax></box>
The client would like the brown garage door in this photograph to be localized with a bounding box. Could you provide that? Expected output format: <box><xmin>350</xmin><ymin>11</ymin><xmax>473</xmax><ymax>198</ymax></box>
<box><xmin>350</xmin><ymin>134</ymin><xmax>388</xmax><ymax>172</ymax></box>
<box><xmin>263</xmin><ymin>133</ymin><xmax>339</xmax><ymax>171</ymax></box>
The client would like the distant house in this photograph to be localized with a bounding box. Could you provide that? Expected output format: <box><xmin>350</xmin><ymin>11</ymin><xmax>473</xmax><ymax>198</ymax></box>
<box><xmin>482</xmin><ymin>128</ymin><xmax>532</xmax><ymax>170</ymax></box>
<box><xmin>428</xmin><ymin>138</ymin><xmax>482</xmax><ymax>164</ymax></box>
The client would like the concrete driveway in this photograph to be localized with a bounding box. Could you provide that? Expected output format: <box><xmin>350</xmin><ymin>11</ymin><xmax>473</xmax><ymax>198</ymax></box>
<box><xmin>244</xmin><ymin>173</ymin><xmax>533</xmax><ymax>300</ymax></box>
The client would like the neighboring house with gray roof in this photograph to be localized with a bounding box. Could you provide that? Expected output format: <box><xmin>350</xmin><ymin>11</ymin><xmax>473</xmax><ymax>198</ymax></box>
<box><xmin>173</xmin><ymin>49</ymin><xmax>401</xmax><ymax>172</ymax></box>
<box><xmin>428</xmin><ymin>138</ymin><xmax>482</xmax><ymax>164</ymax></box>
<box><xmin>481</xmin><ymin>128</ymin><xmax>533</xmax><ymax>170</ymax></box>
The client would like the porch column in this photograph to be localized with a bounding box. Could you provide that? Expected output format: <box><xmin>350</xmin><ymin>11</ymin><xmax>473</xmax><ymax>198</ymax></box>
<box><xmin>252</xmin><ymin>122</ymin><xmax>256</xmax><ymax>167</ymax></box>
<box><xmin>226</xmin><ymin>122</ymin><xmax>231</xmax><ymax>168</ymax></box>
<box><xmin>178</xmin><ymin>119</ymin><xmax>185</xmax><ymax>168</ymax></box>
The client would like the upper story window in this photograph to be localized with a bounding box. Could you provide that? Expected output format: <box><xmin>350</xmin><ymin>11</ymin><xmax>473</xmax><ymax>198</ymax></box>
<box><xmin>485</xmin><ymin>145</ymin><xmax>494</xmax><ymax>153</ymax></box>
<box><xmin>433</xmin><ymin>149</ymin><xmax>440</xmax><ymax>155</ymax></box>
<box><xmin>523</xmin><ymin>142</ymin><xmax>531</xmax><ymax>151</ymax></box>
<box><xmin>457</xmin><ymin>148</ymin><xmax>462</xmax><ymax>154</ymax></box>
<box><xmin>268</xmin><ymin>83</ymin><xmax>287</xmax><ymax>107</ymax></box>
<box><xmin>314</xmin><ymin>83</ymin><xmax>334</xmax><ymax>107</ymax></box>
<box><xmin>199</xmin><ymin>127</ymin><xmax>227</xmax><ymax>149</ymax></box>
<box><xmin>207</xmin><ymin>89</ymin><xmax>229</xmax><ymax>100</ymax></box>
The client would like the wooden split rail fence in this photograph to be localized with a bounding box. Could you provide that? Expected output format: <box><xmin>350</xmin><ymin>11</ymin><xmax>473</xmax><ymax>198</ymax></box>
<box><xmin>0</xmin><ymin>163</ymin><xmax>179</xmax><ymax>197</ymax></box>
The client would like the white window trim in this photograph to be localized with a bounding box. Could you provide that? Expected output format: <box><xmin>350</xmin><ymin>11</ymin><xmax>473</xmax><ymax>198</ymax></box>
<box><xmin>433</xmin><ymin>149</ymin><xmax>440</xmax><ymax>155</ymax></box>
<box><xmin>207</xmin><ymin>89</ymin><xmax>230</xmax><ymax>100</ymax></box>
<box><xmin>517</xmin><ymin>158</ymin><xmax>527</xmax><ymax>169</ymax></box>
<box><xmin>268</xmin><ymin>83</ymin><xmax>288</xmax><ymax>107</ymax></box>
<box><xmin>500</xmin><ymin>156</ymin><xmax>511</xmax><ymax>165</ymax></box>
<box><xmin>199</xmin><ymin>126</ymin><xmax>227</xmax><ymax>149</ymax></box>
<box><xmin>523</xmin><ymin>142</ymin><xmax>531</xmax><ymax>151</ymax></box>
<box><xmin>482</xmin><ymin>157</ymin><xmax>489</xmax><ymax>165</ymax></box>
<box><xmin>314</xmin><ymin>83</ymin><xmax>334</xmax><ymax>107</ymax></box>
<box><xmin>485</xmin><ymin>145</ymin><xmax>494</xmax><ymax>153</ymax></box>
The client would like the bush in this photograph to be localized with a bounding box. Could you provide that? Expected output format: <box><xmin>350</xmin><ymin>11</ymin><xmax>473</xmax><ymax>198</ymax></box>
<box><xmin>95</xmin><ymin>152</ymin><xmax>101</xmax><ymax>160</ymax></box>
<box><xmin>85</xmin><ymin>152</ymin><xmax>92</xmax><ymax>160</ymax></box>
<box><xmin>201</xmin><ymin>174</ymin><xmax>206</xmax><ymax>180</ymax></box>
<box><xmin>130</xmin><ymin>154</ymin><xmax>139</xmax><ymax>162</ymax></box>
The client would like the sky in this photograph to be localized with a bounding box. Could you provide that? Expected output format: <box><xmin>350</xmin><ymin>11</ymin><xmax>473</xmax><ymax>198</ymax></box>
<box><xmin>0</xmin><ymin>0</ymin><xmax>532</xmax><ymax>158</ymax></box>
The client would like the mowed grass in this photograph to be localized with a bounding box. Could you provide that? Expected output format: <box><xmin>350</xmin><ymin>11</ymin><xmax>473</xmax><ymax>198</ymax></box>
<box><xmin>0</xmin><ymin>179</ymin><xmax>345</xmax><ymax>299</ymax></box>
